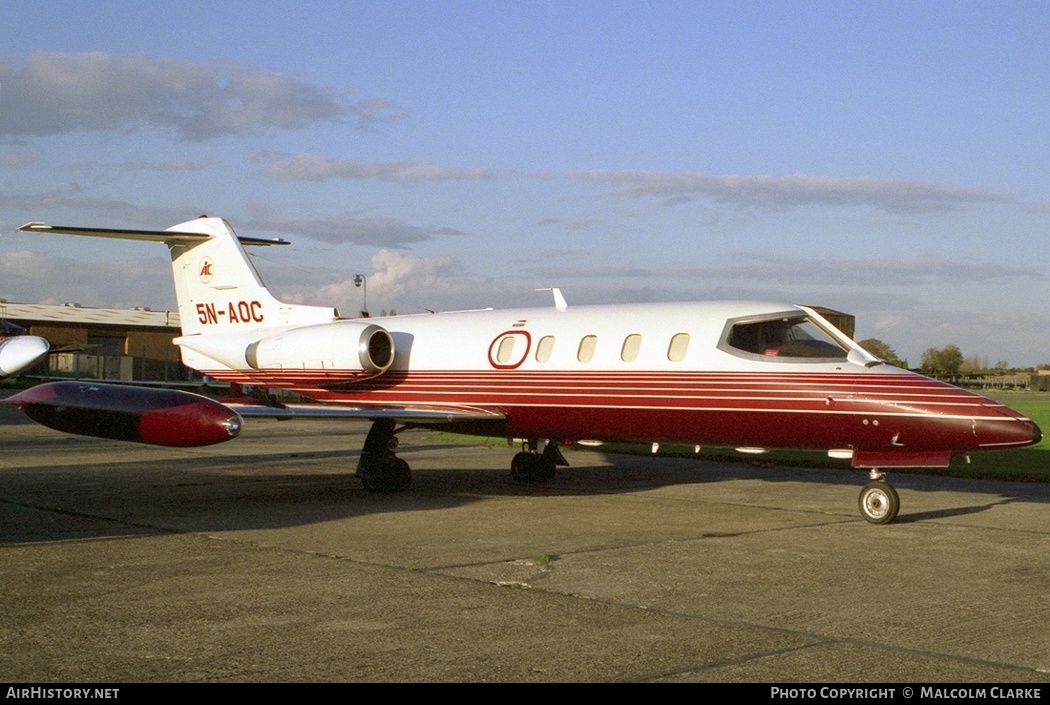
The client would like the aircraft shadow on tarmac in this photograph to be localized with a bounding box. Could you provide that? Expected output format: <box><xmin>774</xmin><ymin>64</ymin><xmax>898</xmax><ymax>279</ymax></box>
<box><xmin>1</xmin><ymin>409</ymin><xmax>1046</xmax><ymax>543</ymax></box>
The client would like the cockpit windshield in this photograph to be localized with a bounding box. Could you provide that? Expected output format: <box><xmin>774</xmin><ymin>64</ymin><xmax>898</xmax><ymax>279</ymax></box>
<box><xmin>723</xmin><ymin>315</ymin><xmax>850</xmax><ymax>360</ymax></box>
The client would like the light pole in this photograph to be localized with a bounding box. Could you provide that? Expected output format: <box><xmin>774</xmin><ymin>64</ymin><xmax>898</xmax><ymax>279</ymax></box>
<box><xmin>353</xmin><ymin>274</ymin><xmax>368</xmax><ymax>317</ymax></box>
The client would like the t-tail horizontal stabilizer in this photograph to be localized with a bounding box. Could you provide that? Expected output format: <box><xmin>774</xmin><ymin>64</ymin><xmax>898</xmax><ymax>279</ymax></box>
<box><xmin>19</xmin><ymin>217</ymin><xmax>339</xmax><ymax>339</ymax></box>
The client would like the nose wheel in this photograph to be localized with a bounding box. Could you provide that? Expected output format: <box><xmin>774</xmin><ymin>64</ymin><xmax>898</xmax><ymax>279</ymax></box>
<box><xmin>858</xmin><ymin>471</ymin><xmax>899</xmax><ymax>524</ymax></box>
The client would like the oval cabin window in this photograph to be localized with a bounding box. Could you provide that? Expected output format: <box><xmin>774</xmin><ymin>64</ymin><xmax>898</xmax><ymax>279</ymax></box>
<box><xmin>621</xmin><ymin>334</ymin><xmax>642</xmax><ymax>362</ymax></box>
<box><xmin>578</xmin><ymin>335</ymin><xmax>597</xmax><ymax>363</ymax></box>
<box><xmin>536</xmin><ymin>335</ymin><xmax>555</xmax><ymax>362</ymax></box>
<box><xmin>667</xmin><ymin>333</ymin><xmax>690</xmax><ymax>362</ymax></box>
<box><xmin>496</xmin><ymin>336</ymin><xmax>516</xmax><ymax>363</ymax></box>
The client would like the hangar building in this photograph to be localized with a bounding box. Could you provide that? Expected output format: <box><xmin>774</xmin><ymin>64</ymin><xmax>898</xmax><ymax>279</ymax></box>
<box><xmin>1</xmin><ymin>301</ymin><xmax>189</xmax><ymax>382</ymax></box>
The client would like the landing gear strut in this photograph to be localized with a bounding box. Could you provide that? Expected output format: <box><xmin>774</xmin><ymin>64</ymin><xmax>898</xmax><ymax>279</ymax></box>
<box><xmin>858</xmin><ymin>469</ymin><xmax>899</xmax><ymax>524</ymax></box>
<box><xmin>511</xmin><ymin>439</ymin><xmax>567</xmax><ymax>484</ymax></box>
<box><xmin>357</xmin><ymin>419</ymin><xmax>411</xmax><ymax>493</ymax></box>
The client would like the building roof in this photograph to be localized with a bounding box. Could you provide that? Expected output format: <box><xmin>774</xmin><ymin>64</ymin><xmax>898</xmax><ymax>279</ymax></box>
<box><xmin>0</xmin><ymin>301</ymin><xmax>181</xmax><ymax>329</ymax></box>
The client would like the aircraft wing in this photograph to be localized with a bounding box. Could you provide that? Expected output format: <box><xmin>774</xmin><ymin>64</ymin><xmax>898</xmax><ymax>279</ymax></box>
<box><xmin>4</xmin><ymin>381</ymin><xmax>507</xmax><ymax>448</ymax></box>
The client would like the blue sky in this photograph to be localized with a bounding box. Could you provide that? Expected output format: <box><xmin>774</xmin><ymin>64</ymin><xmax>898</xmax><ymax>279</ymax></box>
<box><xmin>1</xmin><ymin>1</ymin><xmax>1047</xmax><ymax>366</ymax></box>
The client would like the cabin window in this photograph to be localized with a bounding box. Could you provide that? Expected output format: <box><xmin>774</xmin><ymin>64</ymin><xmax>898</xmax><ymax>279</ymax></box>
<box><xmin>621</xmin><ymin>334</ymin><xmax>642</xmax><ymax>362</ymax></box>
<box><xmin>496</xmin><ymin>336</ymin><xmax>516</xmax><ymax>364</ymax></box>
<box><xmin>723</xmin><ymin>315</ymin><xmax>849</xmax><ymax>360</ymax></box>
<box><xmin>536</xmin><ymin>335</ymin><xmax>555</xmax><ymax>363</ymax></box>
<box><xmin>667</xmin><ymin>333</ymin><xmax>690</xmax><ymax>362</ymax></box>
<box><xmin>578</xmin><ymin>335</ymin><xmax>597</xmax><ymax>362</ymax></box>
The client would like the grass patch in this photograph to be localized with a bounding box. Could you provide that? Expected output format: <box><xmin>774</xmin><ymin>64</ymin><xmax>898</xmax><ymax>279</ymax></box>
<box><xmin>424</xmin><ymin>433</ymin><xmax>515</xmax><ymax>448</ymax></box>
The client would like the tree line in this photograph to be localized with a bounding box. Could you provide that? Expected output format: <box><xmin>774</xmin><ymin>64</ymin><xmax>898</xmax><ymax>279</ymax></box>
<box><xmin>858</xmin><ymin>339</ymin><xmax>1047</xmax><ymax>376</ymax></box>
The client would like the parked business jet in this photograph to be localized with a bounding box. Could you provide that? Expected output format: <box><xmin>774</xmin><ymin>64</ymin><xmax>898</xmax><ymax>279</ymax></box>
<box><xmin>0</xmin><ymin>320</ymin><xmax>50</xmax><ymax>379</ymax></box>
<box><xmin>7</xmin><ymin>217</ymin><xmax>1041</xmax><ymax>524</ymax></box>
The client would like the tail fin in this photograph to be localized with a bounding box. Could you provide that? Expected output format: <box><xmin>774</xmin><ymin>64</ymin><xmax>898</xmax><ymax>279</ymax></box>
<box><xmin>163</xmin><ymin>217</ymin><xmax>335</xmax><ymax>335</ymax></box>
<box><xmin>19</xmin><ymin>217</ymin><xmax>337</xmax><ymax>337</ymax></box>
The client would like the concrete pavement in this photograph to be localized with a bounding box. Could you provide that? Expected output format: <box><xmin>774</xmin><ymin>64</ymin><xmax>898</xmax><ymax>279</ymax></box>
<box><xmin>1</xmin><ymin>406</ymin><xmax>1047</xmax><ymax>682</ymax></box>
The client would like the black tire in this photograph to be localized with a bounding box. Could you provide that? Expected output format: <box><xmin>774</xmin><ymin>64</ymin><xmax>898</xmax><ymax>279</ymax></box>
<box><xmin>534</xmin><ymin>458</ymin><xmax>556</xmax><ymax>483</ymax></box>
<box><xmin>511</xmin><ymin>452</ymin><xmax>534</xmax><ymax>483</ymax></box>
<box><xmin>511</xmin><ymin>452</ymin><xmax>555</xmax><ymax>484</ymax></box>
<box><xmin>386</xmin><ymin>457</ymin><xmax>412</xmax><ymax>492</ymax></box>
<box><xmin>858</xmin><ymin>481</ymin><xmax>900</xmax><ymax>524</ymax></box>
<box><xmin>362</xmin><ymin>457</ymin><xmax>412</xmax><ymax>493</ymax></box>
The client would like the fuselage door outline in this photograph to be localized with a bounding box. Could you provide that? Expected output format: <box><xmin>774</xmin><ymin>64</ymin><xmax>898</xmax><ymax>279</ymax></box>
<box><xmin>487</xmin><ymin>330</ymin><xmax>532</xmax><ymax>370</ymax></box>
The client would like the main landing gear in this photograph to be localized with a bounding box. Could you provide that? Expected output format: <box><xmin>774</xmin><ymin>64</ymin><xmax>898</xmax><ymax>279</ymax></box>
<box><xmin>858</xmin><ymin>469</ymin><xmax>900</xmax><ymax>524</ymax></box>
<box><xmin>357</xmin><ymin>426</ymin><xmax>570</xmax><ymax>493</ymax></box>
<box><xmin>511</xmin><ymin>439</ymin><xmax>568</xmax><ymax>484</ymax></box>
<box><xmin>357</xmin><ymin>419</ymin><xmax>412</xmax><ymax>493</ymax></box>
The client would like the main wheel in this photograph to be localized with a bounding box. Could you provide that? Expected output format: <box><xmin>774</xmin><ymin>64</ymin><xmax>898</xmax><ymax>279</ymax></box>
<box><xmin>385</xmin><ymin>457</ymin><xmax>412</xmax><ymax>492</ymax></box>
<box><xmin>511</xmin><ymin>452</ymin><xmax>555</xmax><ymax>484</ymax></box>
<box><xmin>858</xmin><ymin>481</ymin><xmax>900</xmax><ymax>524</ymax></box>
<box><xmin>511</xmin><ymin>452</ymin><xmax>535</xmax><ymax>482</ymax></box>
<box><xmin>362</xmin><ymin>457</ymin><xmax>412</xmax><ymax>493</ymax></box>
<box><xmin>533</xmin><ymin>459</ymin><xmax>555</xmax><ymax>483</ymax></box>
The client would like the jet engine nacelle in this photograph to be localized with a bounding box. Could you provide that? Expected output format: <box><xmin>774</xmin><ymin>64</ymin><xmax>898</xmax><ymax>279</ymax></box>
<box><xmin>245</xmin><ymin>322</ymin><xmax>394</xmax><ymax>375</ymax></box>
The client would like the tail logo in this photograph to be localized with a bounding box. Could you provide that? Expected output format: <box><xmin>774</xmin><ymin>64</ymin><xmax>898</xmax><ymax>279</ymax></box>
<box><xmin>199</xmin><ymin>257</ymin><xmax>214</xmax><ymax>283</ymax></box>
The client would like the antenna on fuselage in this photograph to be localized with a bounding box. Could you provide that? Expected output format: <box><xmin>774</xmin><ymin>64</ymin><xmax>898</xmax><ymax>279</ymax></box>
<box><xmin>535</xmin><ymin>287</ymin><xmax>568</xmax><ymax>312</ymax></box>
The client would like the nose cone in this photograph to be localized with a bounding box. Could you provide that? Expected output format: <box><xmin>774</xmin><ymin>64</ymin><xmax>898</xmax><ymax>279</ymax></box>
<box><xmin>976</xmin><ymin>399</ymin><xmax>1043</xmax><ymax>450</ymax></box>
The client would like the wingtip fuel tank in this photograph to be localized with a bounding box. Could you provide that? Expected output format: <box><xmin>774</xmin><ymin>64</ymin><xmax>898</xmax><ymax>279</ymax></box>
<box><xmin>0</xmin><ymin>335</ymin><xmax>50</xmax><ymax>378</ymax></box>
<box><xmin>3</xmin><ymin>381</ymin><xmax>242</xmax><ymax>447</ymax></box>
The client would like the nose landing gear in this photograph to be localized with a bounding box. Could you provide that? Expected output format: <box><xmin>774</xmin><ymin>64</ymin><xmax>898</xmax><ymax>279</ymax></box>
<box><xmin>858</xmin><ymin>470</ymin><xmax>900</xmax><ymax>524</ymax></box>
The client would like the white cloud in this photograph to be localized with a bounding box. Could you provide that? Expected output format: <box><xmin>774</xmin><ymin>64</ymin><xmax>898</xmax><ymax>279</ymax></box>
<box><xmin>241</xmin><ymin>208</ymin><xmax>468</xmax><ymax>247</ymax></box>
<box><xmin>0</xmin><ymin>151</ymin><xmax>40</xmax><ymax>168</ymax></box>
<box><xmin>511</xmin><ymin>253</ymin><xmax>1041</xmax><ymax>288</ymax></box>
<box><xmin>701</xmin><ymin>253</ymin><xmax>1042</xmax><ymax>287</ymax></box>
<box><xmin>0</xmin><ymin>52</ymin><xmax>350</xmax><ymax>141</ymax></box>
<box><xmin>367</xmin><ymin>249</ymin><xmax>458</xmax><ymax>297</ymax></box>
<box><xmin>116</xmin><ymin>159</ymin><xmax>219</xmax><ymax>172</ymax></box>
<box><xmin>0</xmin><ymin>250</ymin><xmax>174</xmax><ymax>310</ymax></box>
<box><xmin>568</xmin><ymin>170</ymin><xmax>1013</xmax><ymax>214</ymax></box>
<box><xmin>277</xmin><ymin>249</ymin><xmax>468</xmax><ymax>312</ymax></box>
<box><xmin>256</xmin><ymin>151</ymin><xmax>497</xmax><ymax>183</ymax></box>
<box><xmin>0</xmin><ymin>187</ymin><xmax>207</xmax><ymax>227</ymax></box>
<box><xmin>1021</xmin><ymin>200</ymin><xmax>1050</xmax><ymax>214</ymax></box>
<box><xmin>347</xmin><ymin>97</ymin><xmax>410</xmax><ymax>131</ymax></box>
